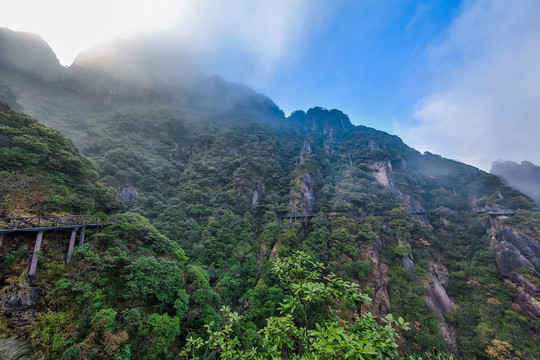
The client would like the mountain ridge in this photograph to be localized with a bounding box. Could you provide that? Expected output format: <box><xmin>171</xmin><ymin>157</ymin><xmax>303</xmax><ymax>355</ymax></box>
<box><xmin>1</xmin><ymin>28</ymin><xmax>540</xmax><ymax>359</ymax></box>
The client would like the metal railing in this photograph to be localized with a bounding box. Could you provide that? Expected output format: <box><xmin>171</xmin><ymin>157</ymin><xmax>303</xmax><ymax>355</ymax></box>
<box><xmin>0</xmin><ymin>215</ymin><xmax>114</xmax><ymax>231</ymax></box>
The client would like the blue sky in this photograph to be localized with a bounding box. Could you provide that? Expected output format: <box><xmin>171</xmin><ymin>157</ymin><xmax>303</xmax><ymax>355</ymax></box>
<box><xmin>2</xmin><ymin>0</ymin><xmax>540</xmax><ymax>170</ymax></box>
<box><xmin>250</xmin><ymin>0</ymin><xmax>462</xmax><ymax>133</ymax></box>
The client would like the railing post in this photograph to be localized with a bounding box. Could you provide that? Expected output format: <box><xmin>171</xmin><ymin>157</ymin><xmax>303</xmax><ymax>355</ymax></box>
<box><xmin>79</xmin><ymin>226</ymin><xmax>86</xmax><ymax>246</ymax></box>
<box><xmin>66</xmin><ymin>229</ymin><xmax>77</xmax><ymax>264</ymax></box>
<box><xmin>29</xmin><ymin>231</ymin><xmax>44</xmax><ymax>276</ymax></box>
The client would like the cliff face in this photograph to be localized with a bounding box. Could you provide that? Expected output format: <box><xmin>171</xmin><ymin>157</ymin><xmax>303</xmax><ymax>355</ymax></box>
<box><xmin>2</xmin><ymin>33</ymin><xmax>540</xmax><ymax>358</ymax></box>
<box><xmin>493</xmin><ymin>226</ymin><xmax>540</xmax><ymax>319</ymax></box>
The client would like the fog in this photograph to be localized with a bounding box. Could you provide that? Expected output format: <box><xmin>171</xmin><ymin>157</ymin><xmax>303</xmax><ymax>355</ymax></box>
<box><xmin>130</xmin><ymin>0</ymin><xmax>329</xmax><ymax>87</ymax></box>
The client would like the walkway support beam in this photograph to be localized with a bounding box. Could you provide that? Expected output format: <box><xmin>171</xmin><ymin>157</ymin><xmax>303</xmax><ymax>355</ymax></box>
<box><xmin>28</xmin><ymin>231</ymin><xmax>44</xmax><ymax>276</ymax></box>
<box><xmin>66</xmin><ymin>229</ymin><xmax>77</xmax><ymax>264</ymax></box>
<box><xmin>79</xmin><ymin>226</ymin><xmax>86</xmax><ymax>246</ymax></box>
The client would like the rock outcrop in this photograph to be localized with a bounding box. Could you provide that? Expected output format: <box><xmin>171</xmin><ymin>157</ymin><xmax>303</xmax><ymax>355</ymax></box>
<box><xmin>369</xmin><ymin>237</ymin><xmax>392</xmax><ymax>314</ymax></box>
<box><xmin>288</xmin><ymin>107</ymin><xmax>353</xmax><ymax>134</ymax></box>
<box><xmin>0</xmin><ymin>286</ymin><xmax>46</xmax><ymax>327</ymax></box>
<box><xmin>496</xmin><ymin>227</ymin><xmax>540</xmax><ymax>265</ymax></box>
<box><xmin>0</xmin><ymin>336</ymin><xmax>31</xmax><ymax>360</ymax></box>
<box><xmin>425</xmin><ymin>262</ymin><xmax>457</xmax><ymax>354</ymax></box>
<box><xmin>493</xmin><ymin>227</ymin><xmax>540</xmax><ymax>319</ymax></box>
<box><xmin>288</xmin><ymin>173</ymin><xmax>315</xmax><ymax>215</ymax></box>
<box><xmin>251</xmin><ymin>179</ymin><xmax>266</xmax><ymax>205</ymax></box>
<box><xmin>372</xmin><ymin>161</ymin><xmax>395</xmax><ymax>190</ymax></box>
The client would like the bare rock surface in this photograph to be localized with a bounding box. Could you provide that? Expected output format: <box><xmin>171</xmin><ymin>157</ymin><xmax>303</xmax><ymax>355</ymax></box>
<box><xmin>0</xmin><ymin>337</ymin><xmax>31</xmax><ymax>360</ymax></box>
<box><xmin>0</xmin><ymin>286</ymin><xmax>46</xmax><ymax>327</ymax></box>
<box><xmin>515</xmin><ymin>288</ymin><xmax>540</xmax><ymax>320</ymax></box>
<box><xmin>496</xmin><ymin>227</ymin><xmax>540</xmax><ymax>265</ymax></box>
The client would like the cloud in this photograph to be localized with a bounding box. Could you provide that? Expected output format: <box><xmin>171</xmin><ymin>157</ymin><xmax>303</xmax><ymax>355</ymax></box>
<box><xmin>145</xmin><ymin>0</ymin><xmax>330</xmax><ymax>86</ymax></box>
<box><xmin>1</xmin><ymin>0</ymin><xmax>158</xmax><ymax>65</ymax></box>
<box><xmin>398</xmin><ymin>0</ymin><xmax>540</xmax><ymax>170</ymax></box>
<box><xmin>2</xmin><ymin>0</ymin><xmax>329</xmax><ymax>83</ymax></box>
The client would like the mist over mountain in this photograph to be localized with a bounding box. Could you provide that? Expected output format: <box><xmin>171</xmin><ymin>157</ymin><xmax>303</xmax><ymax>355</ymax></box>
<box><xmin>491</xmin><ymin>160</ymin><xmax>540</xmax><ymax>207</ymax></box>
<box><xmin>1</xmin><ymin>28</ymin><xmax>540</xmax><ymax>359</ymax></box>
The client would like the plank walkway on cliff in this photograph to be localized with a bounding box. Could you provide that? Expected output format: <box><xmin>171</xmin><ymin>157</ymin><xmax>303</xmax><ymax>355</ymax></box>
<box><xmin>0</xmin><ymin>215</ymin><xmax>112</xmax><ymax>234</ymax></box>
<box><xmin>0</xmin><ymin>215</ymin><xmax>114</xmax><ymax>276</ymax></box>
<box><xmin>280</xmin><ymin>209</ymin><xmax>514</xmax><ymax>220</ymax></box>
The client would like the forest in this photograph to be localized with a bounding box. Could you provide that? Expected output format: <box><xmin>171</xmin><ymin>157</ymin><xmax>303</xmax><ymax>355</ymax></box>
<box><xmin>1</xmin><ymin>29</ymin><xmax>540</xmax><ymax>359</ymax></box>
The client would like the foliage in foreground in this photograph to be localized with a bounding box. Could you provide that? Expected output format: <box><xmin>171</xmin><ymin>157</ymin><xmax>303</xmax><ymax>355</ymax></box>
<box><xmin>181</xmin><ymin>251</ymin><xmax>414</xmax><ymax>359</ymax></box>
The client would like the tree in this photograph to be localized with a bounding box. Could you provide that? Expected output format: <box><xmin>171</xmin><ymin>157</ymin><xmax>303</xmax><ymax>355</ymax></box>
<box><xmin>181</xmin><ymin>251</ymin><xmax>409</xmax><ymax>359</ymax></box>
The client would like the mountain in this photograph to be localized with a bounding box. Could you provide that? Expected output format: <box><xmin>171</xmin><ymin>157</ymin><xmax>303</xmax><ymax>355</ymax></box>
<box><xmin>0</xmin><ymin>28</ymin><xmax>64</xmax><ymax>82</ymax></box>
<box><xmin>1</xmin><ymin>29</ymin><xmax>540</xmax><ymax>359</ymax></box>
<box><xmin>491</xmin><ymin>160</ymin><xmax>540</xmax><ymax>207</ymax></box>
<box><xmin>0</xmin><ymin>101</ymin><xmax>122</xmax><ymax>216</ymax></box>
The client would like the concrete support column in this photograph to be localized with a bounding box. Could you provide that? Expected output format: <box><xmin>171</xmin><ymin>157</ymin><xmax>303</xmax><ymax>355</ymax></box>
<box><xmin>28</xmin><ymin>231</ymin><xmax>44</xmax><ymax>276</ymax></box>
<box><xmin>66</xmin><ymin>229</ymin><xmax>77</xmax><ymax>264</ymax></box>
<box><xmin>79</xmin><ymin>226</ymin><xmax>86</xmax><ymax>246</ymax></box>
<box><xmin>0</xmin><ymin>233</ymin><xmax>4</xmax><ymax>249</ymax></box>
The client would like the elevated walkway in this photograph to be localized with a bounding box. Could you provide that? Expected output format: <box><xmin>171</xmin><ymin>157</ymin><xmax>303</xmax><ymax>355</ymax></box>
<box><xmin>0</xmin><ymin>215</ymin><xmax>114</xmax><ymax>276</ymax></box>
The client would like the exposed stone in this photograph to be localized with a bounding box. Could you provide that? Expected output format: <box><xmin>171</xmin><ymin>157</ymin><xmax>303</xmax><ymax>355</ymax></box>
<box><xmin>288</xmin><ymin>107</ymin><xmax>353</xmax><ymax>134</ymax></box>
<box><xmin>0</xmin><ymin>286</ymin><xmax>46</xmax><ymax>327</ymax></box>
<box><xmin>372</xmin><ymin>161</ymin><xmax>394</xmax><ymax>190</ymax></box>
<box><xmin>251</xmin><ymin>179</ymin><xmax>266</xmax><ymax>205</ymax></box>
<box><xmin>118</xmin><ymin>186</ymin><xmax>139</xmax><ymax>201</ymax></box>
<box><xmin>494</xmin><ymin>241</ymin><xmax>536</xmax><ymax>279</ymax></box>
<box><xmin>425</xmin><ymin>263</ymin><xmax>457</xmax><ymax>354</ymax></box>
<box><xmin>368</xmin><ymin>139</ymin><xmax>379</xmax><ymax>150</ymax></box>
<box><xmin>402</xmin><ymin>254</ymin><xmax>414</xmax><ymax>272</ymax></box>
<box><xmin>303</xmin><ymin>140</ymin><xmax>312</xmax><ymax>153</ymax></box>
<box><xmin>426</xmin><ymin>271</ymin><xmax>455</xmax><ymax>314</ymax></box>
<box><xmin>301</xmin><ymin>173</ymin><xmax>315</xmax><ymax>214</ymax></box>
<box><xmin>515</xmin><ymin>288</ymin><xmax>540</xmax><ymax>320</ymax></box>
<box><xmin>496</xmin><ymin>227</ymin><xmax>540</xmax><ymax>265</ymax></box>
<box><xmin>370</xmin><ymin>244</ymin><xmax>391</xmax><ymax>314</ymax></box>
<box><xmin>323</xmin><ymin>129</ymin><xmax>336</xmax><ymax>155</ymax></box>
<box><xmin>288</xmin><ymin>172</ymin><xmax>315</xmax><ymax>216</ymax></box>
<box><xmin>404</xmin><ymin>195</ymin><xmax>432</xmax><ymax>229</ymax></box>
<box><xmin>0</xmin><ymin>336</ymin><xmax>31</xmax><ymax>360</ymax></box>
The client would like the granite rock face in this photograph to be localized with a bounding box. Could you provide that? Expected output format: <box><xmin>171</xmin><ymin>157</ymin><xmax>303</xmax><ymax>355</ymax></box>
<box><xmin>0</xmin><ymin>336</ymin><xmax>31</xmax><ymax>360</ymax></box>
<box><xmin>0</xmin><ymin>286</ymin><xmax>46</xmax><ymax>327</ymax></box>
<box><xmin>493</xmin><ymin>227</ymin><xmax>540</xmax><ymax>319</ymax></box>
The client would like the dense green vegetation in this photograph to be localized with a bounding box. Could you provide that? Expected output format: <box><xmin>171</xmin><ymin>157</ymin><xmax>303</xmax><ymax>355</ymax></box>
<box><xmin>0</xmin><ymin>102</ymin><xmax>123</xmax><ymax>216</ymax></box>
<box><xmin>1</xmin><ymin>34</ymin><xmax>540</xmax><ymax>358</ymax></box>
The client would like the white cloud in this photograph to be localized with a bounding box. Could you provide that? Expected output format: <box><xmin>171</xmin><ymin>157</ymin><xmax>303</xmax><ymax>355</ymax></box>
<box><xmin>1</xmin><ymin>0</ymin><xmax>327</xmax><ymax>83</ymax></box>
<box><xmin>1</xmin><ymin>0</ymin><xmax>157</xmax><ymax>65</ymax></box>
<box><xmin>398</xmin><ymin>0</ymin><xmax>540</xmax><ymax>170</ymax></box>
<box><xmin>144</xmin><ymin>0</ymin><xmax>329</xmax><ymax>86</ymax></box>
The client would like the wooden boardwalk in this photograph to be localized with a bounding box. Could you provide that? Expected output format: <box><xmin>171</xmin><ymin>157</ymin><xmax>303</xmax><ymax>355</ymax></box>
<box><xmin>0</xmin><ymin>215</ymin><xmax>112</xmax><ymax>234</ymax></box>
<box><xmin>0</xmin><ymin>215</ymin><xmax>114</xmax><ymax>276</ymax></box>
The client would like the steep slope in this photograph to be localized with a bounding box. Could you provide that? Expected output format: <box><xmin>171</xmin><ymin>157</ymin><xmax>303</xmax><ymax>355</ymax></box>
<box><xmin>0</xmin><ymin>101</ymin><xmax>122</xmax><ymax>216</ymax></box>
<box><xmin>0</xmin><ymin>28</ymin><xmax>64</xmax><ymax>82</ymax></box>
<box><xmin>1</xmin><ymin>32</ymin><xmax>540</xmax><ymax>359</ymax></box>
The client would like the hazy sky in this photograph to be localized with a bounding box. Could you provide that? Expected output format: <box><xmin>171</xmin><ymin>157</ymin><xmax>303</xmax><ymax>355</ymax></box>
<box><xmin>1</xmin><ymin>0</ymin><xmax>539</xmax><ymax>170</ymax></box>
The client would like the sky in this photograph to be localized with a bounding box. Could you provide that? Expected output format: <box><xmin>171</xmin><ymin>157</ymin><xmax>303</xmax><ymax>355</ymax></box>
<box><xmin>1</xmin><ymin>0</ymin><xmax>539</xmax><ymax>171</ymax></box>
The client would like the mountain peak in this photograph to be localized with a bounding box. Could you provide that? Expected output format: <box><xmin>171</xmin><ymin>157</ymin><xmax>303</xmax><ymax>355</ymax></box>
<box><xmin>288</xmin><ymin>106</ymin><xmax>353</xmax><ymax>133</ymax></box>
<box><xmin>0</xmin><ymin>27</ymin><xmax>64</xmax><ymax>81</ymax></box>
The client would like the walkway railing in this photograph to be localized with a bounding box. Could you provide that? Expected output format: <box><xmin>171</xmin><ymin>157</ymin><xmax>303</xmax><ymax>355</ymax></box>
<box><xmin>0</xmin><ymin>215</ymin><xmax>115</xmax><ymax>277</ymax></box>
<box><xmin>0</xmin><ymin>215</ymin><xmax>114</xmax><ymax>233</ymax></box>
